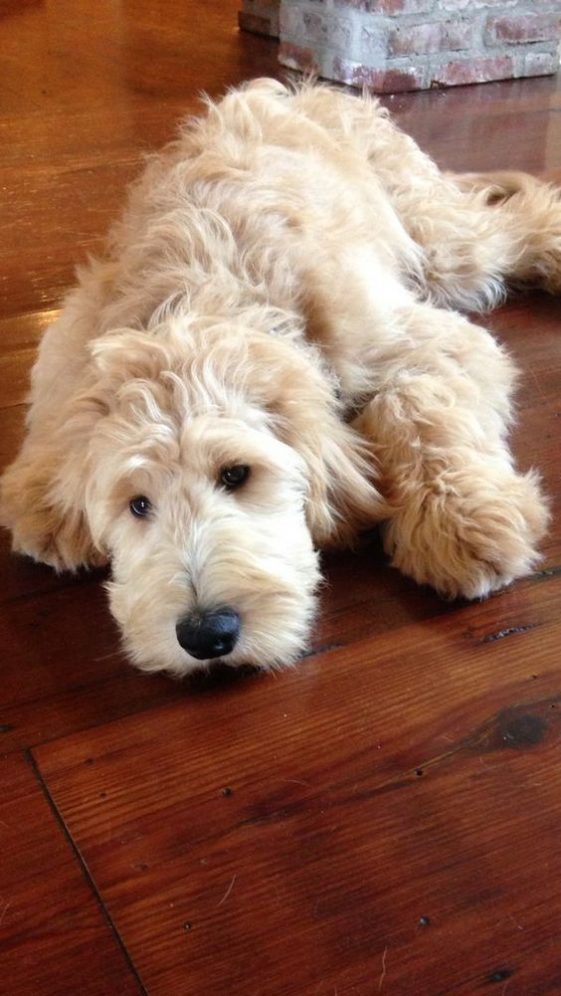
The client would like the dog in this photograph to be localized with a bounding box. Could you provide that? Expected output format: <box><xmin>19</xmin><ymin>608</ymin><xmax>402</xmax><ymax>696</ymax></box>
<box><xmin>1</xmin><ymin>78</ymin><xmax>555</xmax><ymax>676</ymax></box>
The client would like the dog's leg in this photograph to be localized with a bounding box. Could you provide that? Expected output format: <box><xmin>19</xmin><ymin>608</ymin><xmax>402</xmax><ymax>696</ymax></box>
<box><xmin>386</xmin><ymin>164</ymin><xmax>561</xmax><ymax>308</ymax></box>
<box><xmin>0</xmin><ymin>439</ymin><xmax>103</xmax><ymax>571</ymax></box>
<box><xmin>0</xmin><ymin>263</ymin><xmax>114</xmax><ymax>571</ymax></box>
<box><xmin>293</xmin><ymin>86</ymin><xmax>561</xmax><ymax>309</ymax></box>
<box><xmin>448</xmin><ymin>169</ymin><xmax>561</xmax><ymax>295</ymax></box>
<box><xmin>372</xmin><ymin>164</ymin><xmax>561</xmax><ymax>311</ymax></box>
<box><xmin>380</xmin><ymin>165</ymin><xmax>561</xmax><ymax>312</ymax></box>
<box><xmin>345</xmin><ymin>100</ymin><xmax>561</xmax><ymax>307</ymax></box>
<box><xmin>352</xmin><ymin>301</ymin><xmax>549</xmax><ymax>599</ymax></box>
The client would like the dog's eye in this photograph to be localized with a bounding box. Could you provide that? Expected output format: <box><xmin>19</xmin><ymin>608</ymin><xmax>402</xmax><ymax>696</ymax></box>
<box><xmin>220</xmin><ymin>465</ymin><xmax>250</xmax><ymax>491</ymax></box>
<box><xmin>129</xmin><ymin>495</ymin><xmax>152</xmax><ymax>518</ymax></box>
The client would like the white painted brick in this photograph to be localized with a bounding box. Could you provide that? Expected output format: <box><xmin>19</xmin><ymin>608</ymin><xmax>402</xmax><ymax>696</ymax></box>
<box><xmin>245</xmin><ymin>0</ymin><xmax>561</xmax><ymax>92</ymax></box>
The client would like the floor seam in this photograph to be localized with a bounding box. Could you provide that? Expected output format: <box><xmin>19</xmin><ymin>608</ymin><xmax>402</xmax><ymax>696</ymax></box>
<box><xmin>25</xmin><ymin>748</ymin><xmax>149</xmax><ymax>996</ymax></box>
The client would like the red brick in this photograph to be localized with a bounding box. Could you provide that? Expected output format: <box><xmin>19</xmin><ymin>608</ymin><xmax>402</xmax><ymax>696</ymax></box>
<box><xmin>443</xmin><ymin>0</ymin><xmax>518</xmax><ymax>8</ymax></box>
<box><xmin>240</xmin><ymin>0</ymin><xmax>281</xmax><ymax>13</ymax></box>
<box><xmin>486</xmin><ymin>14</ymin><xmax>561</xmax><ymax>46</ymax></box>
<box><xmin>334</xmin><ymin>0</ymin><xmax>371</xmax><ymax>7</ymax></box>
<box><xmin>333</xmin><ymin>55</ymin><xmax>425</xmax><ymax>91</ymax></box>
<box><xmin>238</xmin><ymin>11</ymin><xmax>278</xmax><ymax>37</ymax></box>
<box><xmin>431</xmin><ymin>55</ymin><xmax>514</xmax><ymax>87</ymax></box>
<box><xmin>378</xmin><ymin>0</ymin><xmax>435</xmax><ymax>11</ymax></box>
<box><xmin>388</xmin><ymin>19</ymin><xmax>474</xmax><ymax>56</ymax></box>
<box><xmin>239</xmin><ymin>0</ymin><xmax>280</xmax><ymax>36</ymax></box>
<box><xmin>278</xmin><ymin>41</ymin><xmax>321</xmax><ymax>74</ymax></box>
<box><xmin>335</xmin><ymin>0</ymin><xmax>434</xmax><ymax>11</ymax></box>
<box><xmin>368</xmin><ymin>66</ymin><xmax>425</xmax><ymax>91</ymax></box>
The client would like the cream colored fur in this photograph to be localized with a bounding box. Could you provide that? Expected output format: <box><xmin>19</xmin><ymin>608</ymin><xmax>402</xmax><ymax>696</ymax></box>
<box><xmin>1</xmin><ymin>78</ymin><xmax>555</xmax><ymax>675</ymax></box>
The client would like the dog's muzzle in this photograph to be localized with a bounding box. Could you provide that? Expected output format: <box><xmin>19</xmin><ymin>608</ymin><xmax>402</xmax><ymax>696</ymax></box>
<box><xmin>175</xmin><ymin>607</ymin><xmax>241</xmax><ymax>660</ymax></box>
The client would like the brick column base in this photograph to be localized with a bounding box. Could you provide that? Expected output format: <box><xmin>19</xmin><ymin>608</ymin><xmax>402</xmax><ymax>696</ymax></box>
<box><xmin>239</xmin><ymin>1</ymin><xmax>561</xmax><ymax>92</ymax></box>
<box><xmin>238</xmin><ymin>0</ymin><xmax>280</xmax><ymax>38</ymax></box>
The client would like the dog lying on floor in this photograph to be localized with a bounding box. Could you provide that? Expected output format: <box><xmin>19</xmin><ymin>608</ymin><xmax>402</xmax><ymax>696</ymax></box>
<box><xmin>1</xmin><ymin>78</ymin><xmax>555</xmax><ymax>675</ymax></box>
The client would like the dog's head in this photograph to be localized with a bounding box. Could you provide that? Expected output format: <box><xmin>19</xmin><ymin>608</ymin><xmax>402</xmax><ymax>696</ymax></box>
<box><xmin>6</xmin><ymin>316</ymin><xmax>385</xmax><ymax>675</ymax></box>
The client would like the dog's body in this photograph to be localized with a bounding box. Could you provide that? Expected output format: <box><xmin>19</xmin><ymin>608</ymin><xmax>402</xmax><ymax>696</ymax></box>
<box><xmin>1</xmin><ymin>78</ymin><xmax>556</xmax><ymax>674</ymax></box>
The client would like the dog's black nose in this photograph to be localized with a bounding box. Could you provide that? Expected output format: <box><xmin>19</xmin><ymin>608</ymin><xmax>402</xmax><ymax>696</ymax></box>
<box><xmin>175</xmin><ymin>608</ymin><xmax>241</xmax><ymax>660</ymax></box>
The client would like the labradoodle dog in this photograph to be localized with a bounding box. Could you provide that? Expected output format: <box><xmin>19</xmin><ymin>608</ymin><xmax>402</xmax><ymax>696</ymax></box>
<box><xmin>1</xmin><ymin>79</ymin><xmax>555</xmax><ymax>675</ymax></box>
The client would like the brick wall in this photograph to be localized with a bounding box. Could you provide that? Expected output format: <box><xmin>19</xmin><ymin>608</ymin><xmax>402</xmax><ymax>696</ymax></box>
<box><xmin>239</xmin><ymin>1</ymin><xmax>561</xmax><ymax>92</ymax></box>
<box><xmin>238</xmin><ymin>0</ymin><xmax>280</xmax><ymax>37</ymax></box>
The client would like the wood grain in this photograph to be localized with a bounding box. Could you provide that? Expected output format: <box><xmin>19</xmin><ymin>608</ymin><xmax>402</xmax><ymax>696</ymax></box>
<box><xmin>0</xmin><ymin>753</ymin><xmax>142</xmax><ymax>996</ymax></box>
<box><xmin>34</xmin><ymin>575</ymin><xmax>561</xmax><ymax>996</ymax></box>
<box><xmin>1</xmin><ymin>0</ymin><xmax>561</xmax><ymax>993</ymax></box>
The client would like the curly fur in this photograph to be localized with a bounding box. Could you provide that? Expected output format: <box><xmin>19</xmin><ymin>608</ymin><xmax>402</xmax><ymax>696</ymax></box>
<box><xmin>1</xmin><ymin>78</ymin><xmax>554</xmax><ymax>674</ymax></box>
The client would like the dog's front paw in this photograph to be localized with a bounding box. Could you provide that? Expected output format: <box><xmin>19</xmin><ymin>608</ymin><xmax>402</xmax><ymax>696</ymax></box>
<box><xmin>8</xmin><ymin>520</ymin><xmax>106</xmax><ymax>573</ymax></box>
<box><xmin>1</xmin><ymin>451</ymin><xmax>104</xmax><ymax>573</ymax></box>
<box><xmin>383</xmin><ymin>465</ymin><xmax>549</xmax><ymax>600</ymax></box>
<box><xmin>10</xmin><ymin>530</ymin><xmax>67</xmax><ymax>572</ymax></box>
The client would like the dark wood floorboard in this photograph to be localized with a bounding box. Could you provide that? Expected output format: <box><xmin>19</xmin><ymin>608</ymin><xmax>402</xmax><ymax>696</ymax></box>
<box><xmin>1</xmin><ymin>1</ymin><xmax>561</xmax><ymax>993</ymax></box>
<box><xmin>34</xmin><ymin>576</ymin><xmax>561</xmax><ymax>995</ymax></box>
<box><xmin>0</xmin><ymin>753</ymin><xmax>142</xmax><ymax>995</ymax></box>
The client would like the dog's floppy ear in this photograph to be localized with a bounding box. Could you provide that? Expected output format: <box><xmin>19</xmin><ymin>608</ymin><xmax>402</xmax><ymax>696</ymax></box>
<box><xmin>1</xmin><ymin>325</ymin><xmax>171</xmax><ymax>571</ymax></box>
<box><xmin>246</xmin><ymin>334</ymin><xmax>389</xmax><ymax>546</ymax></box>
<box><xmin>0</xmin><ymin>389</ymin><xmax>109</xmax><ymax>572</ymax></box>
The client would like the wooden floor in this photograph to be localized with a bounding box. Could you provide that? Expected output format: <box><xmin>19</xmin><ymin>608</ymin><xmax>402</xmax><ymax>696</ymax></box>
<box><xmin>1</xmin><ymin>2</ymin><xmax>561</xmax><ymax>994</ymax></box>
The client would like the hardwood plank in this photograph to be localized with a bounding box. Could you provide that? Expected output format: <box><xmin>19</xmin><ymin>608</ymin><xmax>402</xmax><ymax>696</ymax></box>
<box><xmin>383</xmin><ymin>74</ymin><xmax>561</xmax><ymax>174</ymax></box>
<box><xmin>0</xmin><ymin>526</ymin><xmax>458</xmax><ymax>751</ymax></box>
<box><xmin>1</xmin><ymin>530</ymin><xmax>558</xmax><ymax>753</ymax></box>
<box><xmin>34</xmin><ymin>575</ymin><xmax>561</xmax><ymax>995</ymax></box>
<box><xmin>0</xmin><ymin>406</ymin><xmax>26</xmax><ymax>468</ymax></box>
<box><xmin>0</xmin><ymin>311</ymin><xmax>57</xmax><ymax>409</ymax></box>
<box><xmin>1</xmin><ymin>161</ymin><xmax>141</xmax><ymax>319</ymax></box>
<box><xmin>1</xmin><ymin>0</ymin><xmax>561</xmax><ymax>991</ymax></box>
<box><xmin>0</xmin><ymin>752</ymin><xmax>142</xmax><ymax>996</ymax></box>
<box><xmin>0</xmin><ymin>0</ymin><xmax>279</xmax><ymax>320</ymax></box>
<box><xmin>488</xmin><ymin>294</ymin><xmax>561</xmax><ymax>566</ymax></box>
<box><xmin>0</xmin><ymin>569</ymin><xmax>184</xmax><ymax>752</ymax></box>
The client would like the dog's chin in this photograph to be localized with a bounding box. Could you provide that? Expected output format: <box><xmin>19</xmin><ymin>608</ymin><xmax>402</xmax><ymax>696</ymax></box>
<box><xmin>122</xmin><ymin>627</ymin><xmax>313</xmax><ymax>678</ymax></box>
